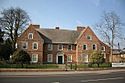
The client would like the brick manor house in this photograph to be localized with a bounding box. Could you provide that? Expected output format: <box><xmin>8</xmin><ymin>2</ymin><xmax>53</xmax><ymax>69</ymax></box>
<box><xmin>17</xmin><ymin>24</ymin><xmax>110</xmax><ymax>64</ymax></box>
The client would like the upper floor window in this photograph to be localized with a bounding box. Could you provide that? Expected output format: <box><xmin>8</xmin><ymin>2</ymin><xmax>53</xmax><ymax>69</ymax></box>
<box><xmin>87</xmin><ymin>35</ymin><xmax>92</xmax><ymax>40</ymax></box>
<box><xmin>93</xmin><ymin>44</ymin><xmax>97</xmax><ymax>50</ymax></box>
<box><xmin>101</xmin><ymin>46</ymin><xmax>105</xmax><ymax>51</ymax></box>
<box><xmin>83</xmin><ymin>44</ymin><xmax>87</xmax><ymax>50</ymax></box>
<box><xmin>32</xmin><ymin>42</ymin><xmax>38</xmax><ymax>50</ymax></box>
<box><xmin>47</xmin><ymin>54</ymin><xmax>53</xmax><ymax>62</ymax></box>
<box><xmin>48</xmin><ymin>44</ymin><xmax>53</xmax><ymax>51</ymax></box>
<box><xmin>28</xmin><ymin>33</ymin><xmax>33</xmax><ymax>39</ymax></box>
<box><xmin>67</xmin><ymin>55</ymin><xmax>72</xmax><ymax>62</ymax></box>
<box><xmin>58</xmin><ymin>44</ymin><xmax>63</xmax><ymax>50</ymax></box>
<box><xmin>22</xmin><ymin>42</ymin><xmax>28</xmax><ymax>49</ymax></box>
<box><xmin>68</xmin><ymin>45</ymin><xmax>72</xmax><ymax>51</ymax></box>
<box><xmin>31</xmin><ymin>54</ymin><xmax>38</xmax><ymax>63</ymax></box>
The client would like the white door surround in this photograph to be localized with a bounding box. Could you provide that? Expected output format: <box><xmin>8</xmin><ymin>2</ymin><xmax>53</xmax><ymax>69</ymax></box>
<box><xmin>56</xmin><ymin>52</ymin><xmax>64</xmax><ymax>64</ymax></box>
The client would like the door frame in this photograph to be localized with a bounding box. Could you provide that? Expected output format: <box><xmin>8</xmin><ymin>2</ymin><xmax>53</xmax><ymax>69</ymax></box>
<box><xmin>56</xmin><ymin>53</ymin><xmax>64</xmax><ymax>64</ymax></box>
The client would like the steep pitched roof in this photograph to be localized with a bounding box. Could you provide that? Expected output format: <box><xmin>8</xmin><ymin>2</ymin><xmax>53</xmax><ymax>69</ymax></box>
<box><xmin>36</xmin><ymin>28</ymin><xmax>80</xmax><ymax>44</ymax></box>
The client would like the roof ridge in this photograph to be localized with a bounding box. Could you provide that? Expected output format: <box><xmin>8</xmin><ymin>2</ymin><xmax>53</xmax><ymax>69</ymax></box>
<box><xmin>39</xmin><ymin>28</ymin><xmax>77</xmax><ymax>32</ymax></box>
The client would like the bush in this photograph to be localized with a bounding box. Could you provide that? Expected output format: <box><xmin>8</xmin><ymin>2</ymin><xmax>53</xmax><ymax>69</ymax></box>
<box><xmin>11</xmin><ymin>49</ymin><xmax>31</xmax><ymax>67</ymax></box>
<box><xmin>0</xmin><ymin>64</ymin><xmax>58</xmax><ymax>69</ymax></box>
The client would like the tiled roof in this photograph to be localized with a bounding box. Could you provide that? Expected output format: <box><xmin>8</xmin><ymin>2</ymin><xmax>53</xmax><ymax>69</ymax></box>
<box><xmin>36</xmin><ymin>28</ymin><xmax>81</xmax><ymax>44</ymax></box>
<box><xmin>113</xmin><ymin>49</ymin><xmax>125</xmax><ymax>55</ymax></box>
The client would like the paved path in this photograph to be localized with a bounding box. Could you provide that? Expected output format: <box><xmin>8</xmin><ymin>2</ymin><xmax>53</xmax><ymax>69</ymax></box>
<box><xmin>0</xmin><ymin>69</ymin><xmax>125</xmax><ymax>76</ymax></box>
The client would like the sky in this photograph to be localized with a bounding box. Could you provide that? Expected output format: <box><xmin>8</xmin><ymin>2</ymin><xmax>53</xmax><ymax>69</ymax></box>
<box><xmin>0</xmin><ymin>0</ymin><xmax>125</xmax><ymax>48</ymax></box>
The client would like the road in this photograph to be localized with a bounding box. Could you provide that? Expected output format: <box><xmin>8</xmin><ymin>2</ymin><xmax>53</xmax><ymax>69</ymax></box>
<box><xmin>0</xmin><ymin>70</ymin><xmax>125</xmax><ymax>83</ymax></box>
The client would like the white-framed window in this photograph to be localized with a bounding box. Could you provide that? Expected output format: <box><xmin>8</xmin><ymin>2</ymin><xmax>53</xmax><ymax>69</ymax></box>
<box><xmin>83</xmin><ymin>54</ymin><xmax>88</xmax><ymax>63</ymax></box>
<box><xmin>58</xmin><ymin>44</ymin><xmax>63</xmax><ymax>50</ymax></box>
<box><xmin>87</xmin><ymin>35</ymin><xmax>92</xmax><ymax>40</ymax></box>
<box><xmin>83</xmin><ymin>44</ymin><xmax>87</xmax><ymax>50</ymax></box>
<box><xmin>22</xmin><ymin>42</ymin><xmax>28</xmax><ymax>49</ymax></box>
<box><xmin>68</xmin><ymin>45</ymin><xmax>72</xmax><ymax>51</ymax></box>
<box><xmin>28</xmin><ymin>33</ymin><xmax>33</xmax><ymax>39</ymax></box>
<box><xmin>47</xmin><ymin>54</ymin><xmax>53</xmax><ymax>62</ymax></box>
<box><xmin>31</xmin><ymin>54</ymin><xmax>38</xmax><ymax>63</ymax></box>
<box><xmin>67</xmin><ymin>55</ymin><xmax>72</xmax><ymax>62</ymax></box>
<box><xmin>101</xmin><ymin>46</ymin><xmax>105</xmax><ymax>51</ymax></box>
<box><xmin>93</xmin><ymin>44</ymin><xmax>97</xmax><ymax>50</ymax></box>
<box><xmin>32</xmin><ymin>42</ymin><xmax>38</xmax><ymax>50</ymax></box>
<box><xmin>48</xmin><ymin>44</ymin><xmax>53</xmax><ymax>50</ymax></box>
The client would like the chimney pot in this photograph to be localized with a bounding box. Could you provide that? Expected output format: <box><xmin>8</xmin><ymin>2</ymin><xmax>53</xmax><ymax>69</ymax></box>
<box><xmin>55</xmin><ymin>27</ymin><xmax>59</xmax><ymax>29</ymax></box>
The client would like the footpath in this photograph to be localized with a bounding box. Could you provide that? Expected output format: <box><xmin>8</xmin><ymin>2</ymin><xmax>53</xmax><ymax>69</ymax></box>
<box><xmin>0</xmin><ymin>68</ymin><xmax>125</xmax><ymax>76</ymax></box>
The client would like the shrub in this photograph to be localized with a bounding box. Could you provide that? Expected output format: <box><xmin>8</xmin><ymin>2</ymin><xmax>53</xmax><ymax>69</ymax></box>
<box><xmin>11</xmin><ymin>49</ymin><xmax>31</xmax><ymax>67</ymax></box>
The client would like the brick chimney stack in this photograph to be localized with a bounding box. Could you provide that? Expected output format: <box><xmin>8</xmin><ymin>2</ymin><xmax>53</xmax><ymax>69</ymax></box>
<box><xmin>77</xmin><ymin>26</ymin><xmax>85</xmax><ymax>32</ymax></box>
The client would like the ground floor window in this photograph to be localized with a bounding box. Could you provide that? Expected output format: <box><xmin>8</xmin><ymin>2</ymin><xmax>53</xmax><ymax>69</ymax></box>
<box><xmin>31</xmin><ymin>54</ymin><xmax>38</xmax><ymax>63</ymax></box>
<box><xmin>67</xmin><ymin>55</ymin><xmax>72</xmax><ymax>62</ymax></box>
<box><xmin>47</xmin><ymin>54</ymin><xmax>53</xmax><ymax>62</ymax></box>
<box><xmin>82</xmin><ymin>54</ymin><xmax>88</xmax><ymax>63</ymax></box>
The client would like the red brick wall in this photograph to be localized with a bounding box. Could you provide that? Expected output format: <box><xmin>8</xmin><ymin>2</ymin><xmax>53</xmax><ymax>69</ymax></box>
<box><xmin>43</xmin><ymin>44</ymin><xmax>76</xmax><ymax>64</ymax></box>
<box><xmin>76</xmin><ymin>27</ymin><xmax>110</xmax><ymax>63</ymax></box>
<box><xmin>17</xmin><ymin>25</ymin><xmax>110</xmax><ymax>64</ymax></box>
<box><xmin>17</xmin><ymin>24</ymin><xmax>44</xmax><ymax>63</ymax></box>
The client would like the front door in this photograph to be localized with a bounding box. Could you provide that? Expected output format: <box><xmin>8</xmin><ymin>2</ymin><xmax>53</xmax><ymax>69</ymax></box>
<box><xmin>58</xmin><ymin>56</ymin><xmax>62</xmax><ymax>64</ymax></box>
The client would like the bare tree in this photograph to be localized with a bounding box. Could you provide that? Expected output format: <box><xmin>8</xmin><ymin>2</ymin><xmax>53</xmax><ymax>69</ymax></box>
<box><xmin>95</xmin><ymin>11</ymin><xmax>123</xmax><ymax>62</ymax></box>
<box><xmin>0</xmin><ymin>7</ymin><xmax>30</xmax><ymax>51</ymax></box>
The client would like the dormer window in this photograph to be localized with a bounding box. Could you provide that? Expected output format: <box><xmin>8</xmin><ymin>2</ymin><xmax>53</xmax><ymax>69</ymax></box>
<box><xmin>87</xmin><ymin>35</ymin><xmax>92</xmax><ymax>40</ymax></box>
<box><xmin>28</xmin><ymin>33</ymin><xmax>33</xmax><ymax>39</ymax></box>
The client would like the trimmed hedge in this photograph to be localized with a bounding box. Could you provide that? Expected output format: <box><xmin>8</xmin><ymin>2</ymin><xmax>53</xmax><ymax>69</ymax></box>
<box><xmin>0</xmin><ymin>64</ymin><xmax>58</xmax><ymax>69</ymax></box>
<box><xmin>68</xmin><ymin>63</ymin><xmax>111</xmax><ymax>69</ymax></box>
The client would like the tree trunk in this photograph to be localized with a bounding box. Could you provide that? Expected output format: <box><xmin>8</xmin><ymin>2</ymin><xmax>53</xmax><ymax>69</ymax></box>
<box><xmin>21</xmin><ymin>63</ymin><xmax>23</xmax><ymax>68</ymax></box>
<box><xmin>97</xmin><ymin>63</ymin><xmax>99</xmax><ymax>67</ymax></box>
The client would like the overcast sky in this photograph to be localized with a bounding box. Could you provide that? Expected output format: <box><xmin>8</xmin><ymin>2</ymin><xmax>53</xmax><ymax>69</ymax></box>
<box><xmin>0</xmin><ymin>0</ymin><xmax>125</xmax><ymax>48</ymax></box>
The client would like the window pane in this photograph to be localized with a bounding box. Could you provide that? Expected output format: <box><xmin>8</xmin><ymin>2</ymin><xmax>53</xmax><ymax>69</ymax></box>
<box><xmin>93</xmin><ymin>44</ymin><xmax>96</xmax><ymax>50</ymax></box>
<box><xmin>87</xmin><ymin>35</ymin><xmax>92</xmax><ymax>40</ymax></box>
<box><xmin>101</xmin><ymin>46</ymin><xmax>105</xmax><ymax>51</ymax></box>
<box><xmin>47</xmin><ymin>54</ymin><xmax>53</xmax><ymax>62</ymax></box>
<box><xmin>32</xmin><ymin>54</ymin><xmax>38</xmax><ymax>63</ymax></box>
<box><xmin>83</xmin><ymin>45</ymin><xmax>87</xmax><ymax>50</ymax></box>
<box><xmin>68</xmin><ymin>45</ymin><xmax>72</xmax><ymax>50</ymax></box>
<box><xmin>67</xmin><ymin>55</ymin><xmax>72</xmax><ymax>62</ymax></box>
<box><xmin>28</xmin><ymin>33</ymin><xmax>33</xmax><ymax>39</ymax></box>
<box><xmin>33</xmin><ymin>42</ymin><xmax>38</xmax><ymax>50</ymax></box>
<box><xmin>22</xmin><ymin>42</ymin><xmax>28</xmax><ymax>49</ymax></box>
<box><xmin>48</xmin><ymin>44</ymin><xmax>52</xmax><ymax>50</ymax></box>
<box><xmin>58</xmin><ymin>44</ymin><xmax>63</xmax><ymax>50</ymax></box>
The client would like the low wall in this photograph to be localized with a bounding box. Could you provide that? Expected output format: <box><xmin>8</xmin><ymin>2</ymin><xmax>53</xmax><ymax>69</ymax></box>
<box><xmin>112</xmin><ymin>63</ymin><xmax>125</xmax><ymax>67</ymax></box>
